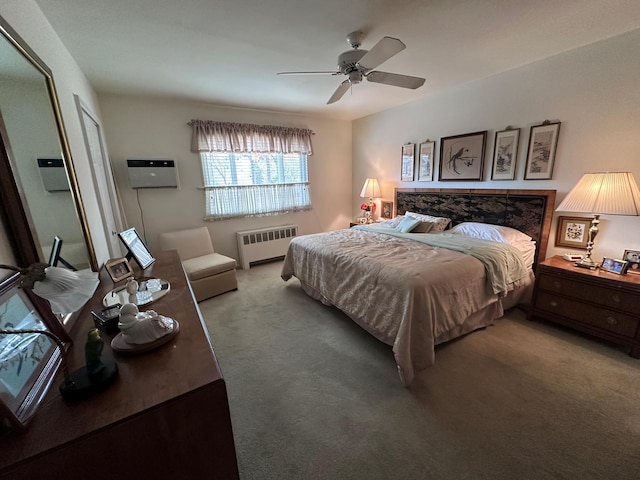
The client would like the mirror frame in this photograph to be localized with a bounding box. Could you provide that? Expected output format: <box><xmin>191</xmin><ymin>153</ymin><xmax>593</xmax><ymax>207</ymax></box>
<box><xmin>0</xmin><ymin>14</ymin><xmax>98</xmax><ymax>271</ymax></box>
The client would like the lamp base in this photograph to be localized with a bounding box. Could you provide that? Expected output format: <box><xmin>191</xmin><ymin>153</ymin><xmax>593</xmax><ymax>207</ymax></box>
<box><xmin>59</xmin><ymin>361</ymin><xmax>118</xmax><ymax>401</ymax></box>
<box><xmin>574</xmin><ymin>259</ymin><xmax>598</xmax><ymax>270</ymax></box>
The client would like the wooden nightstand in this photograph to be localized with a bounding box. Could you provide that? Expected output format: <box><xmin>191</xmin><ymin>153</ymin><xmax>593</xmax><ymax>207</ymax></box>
<box><xmin>529</xmin><ymin>255</ymin><xmax>640</xmax><ymax>358</ymax></box>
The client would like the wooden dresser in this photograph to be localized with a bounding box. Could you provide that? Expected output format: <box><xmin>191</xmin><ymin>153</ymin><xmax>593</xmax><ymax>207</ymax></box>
<box><xmin>529</xmin><ymin>255</ymin><xmax>640</xmax><ymax>358</ymax></box>
<box><xmin>0</xmin><ymin>250</ymin><xmax>239</xmax><ymax>479</ymax></box>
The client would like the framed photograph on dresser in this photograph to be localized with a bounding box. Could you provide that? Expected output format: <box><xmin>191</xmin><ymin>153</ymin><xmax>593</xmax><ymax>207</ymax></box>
<box><xmin>623</xmin><ymin>249</ymin><xmax>640</xmax><ymax>274</ymax></box>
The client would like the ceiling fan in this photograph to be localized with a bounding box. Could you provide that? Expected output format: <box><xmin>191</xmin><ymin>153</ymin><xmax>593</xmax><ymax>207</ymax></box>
<box><xmin>277</xmin><ymin>31</ymin><xmax>426</xmax><ymax>104</ymax></box>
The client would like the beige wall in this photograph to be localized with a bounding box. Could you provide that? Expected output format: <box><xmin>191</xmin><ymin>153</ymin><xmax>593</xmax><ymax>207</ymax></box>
<box><xmin>352</xmin><ymin>28</ymin><xmax>640</xmax><ymax>261</ymax></box>
<box><xmin>98</xmin><ymin>95</ymin><xmax>352</xmax><ymax>260</ymax></box>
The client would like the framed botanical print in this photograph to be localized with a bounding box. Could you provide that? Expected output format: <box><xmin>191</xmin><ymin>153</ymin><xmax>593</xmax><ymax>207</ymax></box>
<box><xmin>524</xmin><ymin>121</ymin><xmax>561</xmax><ymax>180</ymax></box>
<box><xmin>417</xmin><ymin>141</ymin><xmax>435</xmax><ymax>181</ymax></box>
<box><xmin>491</xmin><ymin>128</ymin><xmax>519</xmax><ymax>180</ymax></box>
<box><xmin>401</xmin><ymin>144</ymin><xmax>415</xmax><ymax>181</ymax></box>
<box><xmin>439</xmin><ymin>131</ymin><xmax>487</xmax><ymax>181</ymax></box>
<box><xmin>555</xmin><ymin>216</ymin><xmax>590</xmax><ymax>249</ymax></box>
<box><xmin>0</xmin><ymin>273</ymin><xmax>66</xmax><ymax>429</ymax></box>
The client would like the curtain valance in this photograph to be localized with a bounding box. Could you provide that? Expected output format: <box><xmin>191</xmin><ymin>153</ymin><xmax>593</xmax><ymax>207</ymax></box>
<box><xmin>188</xmin><ymin>120</ymin><xmax>313</xmax><ymax>155</ymax></box>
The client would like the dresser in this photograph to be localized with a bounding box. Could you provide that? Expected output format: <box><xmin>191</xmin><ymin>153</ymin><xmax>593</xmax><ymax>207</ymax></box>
<box><xmin>529</xmin><ymin>255</ymin><xmax>640</xmax><ymax>358</ymax></box>
<box><xmin>0</xmin><ymin>250</ymin><xmax>239</xmax><ymax>479</ymax></box>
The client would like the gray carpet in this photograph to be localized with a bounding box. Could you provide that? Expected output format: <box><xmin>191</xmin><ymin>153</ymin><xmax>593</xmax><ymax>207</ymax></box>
<box><xmin>200</xmin><ymin>261</ymin><xmax>640</xmax><ymax>480</ymax></box>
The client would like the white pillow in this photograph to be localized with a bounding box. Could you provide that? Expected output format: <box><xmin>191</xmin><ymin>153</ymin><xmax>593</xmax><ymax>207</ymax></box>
<box><xmin>383</xmin><ymin>215</ymin><xmax>405</xmax><ymax>228</ymax></box>
<box><xmin>405</xmin><ymin>212</ymin><xmax>451</xmax><ymax>232</ymax></box>
<box><xmin>449</xmin><ymin>222</ymin><xmax>532</xmax><ymax>244</ymax></box>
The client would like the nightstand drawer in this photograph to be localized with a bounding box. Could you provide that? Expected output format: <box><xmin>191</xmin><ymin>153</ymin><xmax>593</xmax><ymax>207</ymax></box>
<box><xmin>538</xmin><ymin>273</ymin><xmax>637</xmax><ymax>314</ymax></box>
<box><xmin>535</xmin><ymin>291</ymin><xmax>639</xmax><ymax>337</ymax></box>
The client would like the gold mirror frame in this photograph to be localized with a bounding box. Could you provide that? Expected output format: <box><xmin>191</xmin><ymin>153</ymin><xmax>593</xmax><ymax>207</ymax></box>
<box><xmin>0</xmin><ymin>14</ymin><xmax>97</xmax><ymax>271</ymax></box>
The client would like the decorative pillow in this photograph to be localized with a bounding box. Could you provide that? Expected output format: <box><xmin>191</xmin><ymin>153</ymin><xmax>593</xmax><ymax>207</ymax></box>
<box><xmin>449</xmin><ymin>222</ymin><xmax>532</xmax><ymax>244</ymax></box>
<box><xmin>405</xmin><ymin>212</ymin><xmax>451</xmax><ymax>232</ymax></box>
<box><xmin>394</xmin><ymin>216</ymin><xmax>422</xmax><ymax>233</ymax></box>
<box><xmin>410</xmin><ymin>221</ymin><xmax>435</xmax><ymax>233</ymax></box>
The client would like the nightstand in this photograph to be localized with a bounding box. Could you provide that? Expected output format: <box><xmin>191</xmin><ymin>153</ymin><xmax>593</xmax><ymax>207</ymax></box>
<box><xmin>528</xmin><ymin>256</ymin><xmax>640</xmax><ymax>358</ymax></box>
<box><xmin>529</xmin><ymin>255</ymin><xmax>640</xmax><ymax>358</ymax></box>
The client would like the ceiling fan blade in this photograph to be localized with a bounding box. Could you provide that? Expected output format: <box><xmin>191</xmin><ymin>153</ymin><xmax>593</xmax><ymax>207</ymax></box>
<box><xmin>327</xmin><ymin>80</ymin><xmax>351</xmax><ymax>104</ymax></box>
<box><xmin>277</xmin><ymin>70</ymin><xmax>340</xmax><ymax>75</ymax></box>
<box><xmin>366</xmin><ymin>71</ymin><xmax>425</xmax><ymax>89</ymax></box>
<box><xmin>357</xmin><ymin>36</ymin><xmax>406</xmax><ymax>71</ymax></box>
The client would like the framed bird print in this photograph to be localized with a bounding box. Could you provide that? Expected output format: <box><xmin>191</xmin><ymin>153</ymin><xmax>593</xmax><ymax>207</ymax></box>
<box><xmin>439</xmin><ymin>131</ymin><xmax>487</xmax><ymax>181</ymax></box>
<box><xmin>401</xmin><ymin>143</ymin><xmax>415</xmax><ymax>181</ymax></box>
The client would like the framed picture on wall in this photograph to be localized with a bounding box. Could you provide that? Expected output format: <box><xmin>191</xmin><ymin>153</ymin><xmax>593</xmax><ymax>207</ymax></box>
<box><xmin>438</xmin><ymin>131</ymin><xmax>487</xmax><ymax>181</ymax></box>
<box><xmin>401</xmin><ymin>144</ymin><xmax>415</xmax><ymax>181</ymax></box>
<box><xmin>555</xmin><ymin>216</ymin><xmax>590</xmax><ymax>249</ymax></box>
<box><xmin>524</xmin><ymin>121</ymin><xmax>561</xmax><ymax>180</ymax></box>
<box><xmin>417</xmin><ymin>141</ymin><xmax>435</xmax><ymax>181</ymax></box>
<box><xmin>491</xmin><ymin>128</ymin><xmax>519</xmax><ymax>180</ymax></box>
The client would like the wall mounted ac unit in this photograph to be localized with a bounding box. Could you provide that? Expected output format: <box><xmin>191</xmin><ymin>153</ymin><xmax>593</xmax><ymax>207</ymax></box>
<box><xmin>127</xmin><ymin>159</ymin><xmax>177</xmax><ymax>188</ymax></box>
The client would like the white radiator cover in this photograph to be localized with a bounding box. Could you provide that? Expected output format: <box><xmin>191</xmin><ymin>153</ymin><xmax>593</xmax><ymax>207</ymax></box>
<box><xmin>236</xmin><ymin>225</ymin><xmax>297</xmax><ymax>269</ymax></box>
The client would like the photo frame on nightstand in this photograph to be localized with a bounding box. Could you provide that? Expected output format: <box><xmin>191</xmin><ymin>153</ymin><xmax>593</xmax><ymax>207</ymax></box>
<box><xmin>622</xmin><ymin>249</ymin><xmax>640</xmax><ymax>274</ymax></box>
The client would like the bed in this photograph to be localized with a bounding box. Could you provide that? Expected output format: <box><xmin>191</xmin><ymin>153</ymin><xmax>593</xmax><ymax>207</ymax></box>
<box><xmin>281</xmin><ymin>188</ymin><xmax>556</xmax><ymax>386</ymax></box>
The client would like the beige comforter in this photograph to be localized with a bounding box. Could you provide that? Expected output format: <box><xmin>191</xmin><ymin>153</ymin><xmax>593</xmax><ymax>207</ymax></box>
<box><xmin>281</xmin><ymin>227</ymin><xmax>529</xmax><ymax>386</ymax></box>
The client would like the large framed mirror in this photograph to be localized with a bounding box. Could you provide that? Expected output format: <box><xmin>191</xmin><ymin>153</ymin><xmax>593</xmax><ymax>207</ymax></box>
<box><xmin>0</xmin><ymin>14</ymin><xmax>97</xmax><ymax>273</ymax></box>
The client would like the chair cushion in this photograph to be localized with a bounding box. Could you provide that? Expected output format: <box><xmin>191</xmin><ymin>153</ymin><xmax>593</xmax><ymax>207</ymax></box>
<box><xmin>182</xmin><ymin>253</ymin><xmax>237</xmax><ymax>281</ymax></box>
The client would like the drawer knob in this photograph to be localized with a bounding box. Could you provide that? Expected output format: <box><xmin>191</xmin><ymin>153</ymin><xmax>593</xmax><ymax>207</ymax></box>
<box><xmin>611</xmin><ymin>294</ymin><xmax>621</xmax><ymax>303</ymax></box>
<box><xmin>606</xmin><ymin>316</ymin><xmax>618</xmax><ymax>326</ymax></box>
<box><xmin>553</xmin><ymin>281</ymin><xmax>562</xmax><ymax>290</ymax></box>
<box><xmin>549</xmin><ymin>301</ymin><xmax>558</xmax><ymax>308</ymax></box>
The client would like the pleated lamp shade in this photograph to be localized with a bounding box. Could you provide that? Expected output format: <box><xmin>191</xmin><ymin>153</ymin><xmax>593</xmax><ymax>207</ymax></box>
<box><xmin>360</xmin><ymin>178</ymin><xmax>382</xmax><ymax>199</ymax></box>
<box><xmin>556</xmin><ymin>172</ymin><xmax>640</xmax><ymax>215</ymax></box>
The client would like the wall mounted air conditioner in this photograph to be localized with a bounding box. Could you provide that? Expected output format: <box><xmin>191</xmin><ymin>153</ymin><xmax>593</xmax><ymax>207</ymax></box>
<box><xmin>37</xmin><ymin>158</ymin><xmax>70</xmax><ymax>192</ymax></box>
<box><xmin>127</xmin><ymin>159</ymin><xmax>177</xmax><ymax>189</ymax></box>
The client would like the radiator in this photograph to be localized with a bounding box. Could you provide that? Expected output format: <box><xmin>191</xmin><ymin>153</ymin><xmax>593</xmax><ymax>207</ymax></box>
<box><xmin>236</xmin><ymin>225</ymin><xmax>298</xmax><ymax>269</ymax></box>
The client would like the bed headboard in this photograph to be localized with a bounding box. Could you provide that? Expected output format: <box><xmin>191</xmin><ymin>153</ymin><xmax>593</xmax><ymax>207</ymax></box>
<box><xmin>395</xmin><ymin>188</ymin><xmax>556</xmax><ymax>265</ymax></box>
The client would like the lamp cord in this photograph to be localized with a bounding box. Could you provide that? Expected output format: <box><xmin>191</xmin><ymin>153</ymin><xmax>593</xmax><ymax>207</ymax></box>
<box><xmin>0</xmin><ymin>328</ymin><xmax>69</xmax><ymax>381</ymax></box>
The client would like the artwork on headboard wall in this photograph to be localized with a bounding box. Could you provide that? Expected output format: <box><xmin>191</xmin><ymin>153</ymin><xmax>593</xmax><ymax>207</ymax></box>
<box><xmin>524</xmin><ymin>121</ymin><xmax>561</xmax><ymax>180</ymax></box>
<box><xmin>417</xmin><ymin>141</ymin><xmax>435</xmax><ymax>181</ymax></box>
<box><xmin>401</xmin><ymin>144</ymin><xmax>415</xmax><ymax>181</ymax></box>
<box><xmin>438</xmin><ymin>131</ymin><xmax>487</xmax><ymax>181</ymax></box>
<box><xmin>491</xmin><ymin>127</ymin><xmax>520</xmax><ymax>181</ymax></box>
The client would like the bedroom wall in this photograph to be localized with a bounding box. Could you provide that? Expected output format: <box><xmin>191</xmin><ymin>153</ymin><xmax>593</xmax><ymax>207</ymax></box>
<box><xmin>1</xmin><ymin>0</ymin><xmax>113</xmax><ymax>264</ymax></box>
<box><xmin>98</xmin><ymin>94</ymin><xmax>352</xmax><ymax>260</ymax></box>
<box><xmin>352</xmin><ymin>28</ymin><xmax>640</xmax><ymax>261</ymax></box>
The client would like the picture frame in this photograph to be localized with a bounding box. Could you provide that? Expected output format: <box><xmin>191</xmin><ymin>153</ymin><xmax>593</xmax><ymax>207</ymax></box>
<box><xmin>117</xmin><ymin>227</ymin><xmax>156</xmax><ymax>269</ymax></box>
<box><xmin>555</xmin><ymin>216</ymin><xmax>591</xmax><ymax>249</ymax></box>
<box><xmin>438</xmin><ymin>131</ymin><xmax>487</xmax><ymax>181</ymax></box>
<box><xmin>622</xmin><ymin>249</ymin><xmax>640</xmax><ymax>274</ymax></box>
<box><xmin>0</xmin><ymin>273</ymin><xmax>65</xmax><ymax>430</ymax></box>
<box><xmin>524</xmin><ymin>121</ymin><xmax>561</xmax><ymax>180</ymax></box>
<box><xmin>380</xmin><ymin>201</ymin><xmax>394</xmax><ymax>220</ymax></box>
<box><xmin>417</xmin><ymin>141</ymin><xmax>435</xmax><ymax>181</ymax></box>
<box><xmin>600</xmin><ymin>257</ymin><xmax>628</xmax><ymax>275</ymax></box>
<box><xmin>105</xmin><ymin>257</ymin><xmax>134</xmax><ymax>283</ymax></box>
<box><xmin>491</xmin><ymin>128</ymin><xmax>520</xmax><ymax>180</ymax></box>
<box><xmin>401</xmin><ymin>143</ymin><xmax>415</xmax><ymax>181</ymax></box>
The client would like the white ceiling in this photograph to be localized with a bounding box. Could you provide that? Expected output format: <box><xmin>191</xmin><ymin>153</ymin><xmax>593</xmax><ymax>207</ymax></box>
<box><xmin>34</xmin><ymin>0</ymin><xmax>640</xmax><ymax>121</ymax></box>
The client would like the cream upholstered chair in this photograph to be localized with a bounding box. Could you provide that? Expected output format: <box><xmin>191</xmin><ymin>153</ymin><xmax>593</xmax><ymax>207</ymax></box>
<box><xmin>158</xmin><ymin>227</ymin><xmax>237</xmax><ymax>302</ymax></box>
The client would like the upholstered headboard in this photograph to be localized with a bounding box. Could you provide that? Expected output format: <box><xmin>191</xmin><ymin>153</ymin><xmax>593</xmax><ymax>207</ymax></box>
<box><xmin>395</xmin><ymin>188</ymin><xmax>556</xmax><ymax>265</ymax></box>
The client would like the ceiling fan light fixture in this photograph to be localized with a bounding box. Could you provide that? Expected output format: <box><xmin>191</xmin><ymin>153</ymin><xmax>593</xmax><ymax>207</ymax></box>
<box><xmin>348</xmin><ymin>71</ymin><xmax>362</xmax><ymax>84</ymax></box>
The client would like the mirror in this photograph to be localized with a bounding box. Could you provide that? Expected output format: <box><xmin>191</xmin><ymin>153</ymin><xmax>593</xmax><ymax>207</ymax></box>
<box><xmin>0</xmin><ymin>14</ymin><xmax>97</xmax><ymax>271</ymax></box>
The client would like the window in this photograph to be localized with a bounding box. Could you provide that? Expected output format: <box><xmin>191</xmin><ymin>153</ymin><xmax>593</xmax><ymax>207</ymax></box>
<box><xmin>200</xmin><ymin>151</ymin><xmax>311</xmax><ymax>219</ymax></box>
<box><xmin>189</xmin><ymin>120</ymin><xmax>314</xmax><ymax>220</ymax></box>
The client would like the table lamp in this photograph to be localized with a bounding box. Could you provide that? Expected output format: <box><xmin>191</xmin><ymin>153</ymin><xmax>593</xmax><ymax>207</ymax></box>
<box><xmin>360</xmin><ymin>178</ymin><xmax>381</xmax><ymax>223</ymax></box>
<box><xmin>555</xmin><ymin>172</ymin><xmax>640</xmax><ymax>268</ymax></box>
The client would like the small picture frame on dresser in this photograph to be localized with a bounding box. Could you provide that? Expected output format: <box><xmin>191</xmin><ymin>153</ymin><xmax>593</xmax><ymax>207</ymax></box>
<box><xmin>600</xmin><ymin>257</ymin><xmax>628</xmax><ymax>275</ymax></box>
<box><xmin>622</xmin><ymin>249</ymin><xmax>640</xmax><ymax>274</ymax></box>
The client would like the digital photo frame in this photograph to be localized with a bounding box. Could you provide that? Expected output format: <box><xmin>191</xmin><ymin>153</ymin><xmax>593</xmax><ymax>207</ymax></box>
<box><xmin>117</xmin><ymin>227</ymin><xmax>155</xmax><ymax>270</ymax></box>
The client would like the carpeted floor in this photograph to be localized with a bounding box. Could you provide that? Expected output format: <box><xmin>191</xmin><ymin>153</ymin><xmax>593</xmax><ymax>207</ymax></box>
<box><xmin>199</xmin><ymin>260</ymin><xmax>640</xmax><ymax>480</ymax></box>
